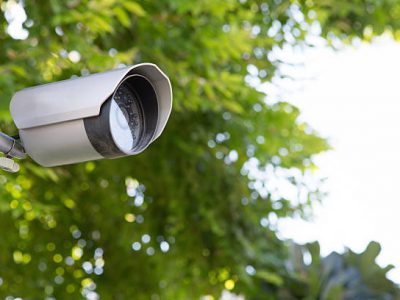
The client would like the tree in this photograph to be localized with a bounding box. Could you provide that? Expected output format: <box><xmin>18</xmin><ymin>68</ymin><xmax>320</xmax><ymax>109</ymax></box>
<box><xmin>0</xmin><ymin>0</ymin><xmax>398</xmax><ymax>298</ymax></box>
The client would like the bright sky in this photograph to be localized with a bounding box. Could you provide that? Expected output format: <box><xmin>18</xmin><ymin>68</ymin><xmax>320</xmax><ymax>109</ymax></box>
<box><xmin>270</xmin><ymin>37</ymin><xmax>400</xmax><ymax>283</ymax></box>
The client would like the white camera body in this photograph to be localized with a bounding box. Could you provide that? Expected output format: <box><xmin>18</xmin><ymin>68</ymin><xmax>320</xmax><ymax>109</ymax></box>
<box><xmin>10</xmin><ymin>63</ymin><xmax>172</xmax><ymax>167</ymax></box>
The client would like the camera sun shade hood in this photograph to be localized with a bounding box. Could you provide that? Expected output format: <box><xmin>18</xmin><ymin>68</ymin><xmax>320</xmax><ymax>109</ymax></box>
<box><xmin>9</xmin><ymin>63</ymin><xmax>172</xmax><ymax>167</ymax></box>
<box><xmin>10</xmin><ymin>63</ymin><xmax>172</xmax><ymax>141</ymax></box>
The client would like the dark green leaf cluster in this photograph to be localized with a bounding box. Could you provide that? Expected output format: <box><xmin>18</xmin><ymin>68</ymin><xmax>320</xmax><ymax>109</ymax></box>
<box><xmin>275</xmin><ymin>241</ymin><xmax>400</xmax><ymax>300</ymax></box>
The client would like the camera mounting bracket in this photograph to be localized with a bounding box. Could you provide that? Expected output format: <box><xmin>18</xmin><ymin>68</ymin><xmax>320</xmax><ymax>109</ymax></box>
<box><xmin>0</xmin><ymin>132</ymin><xmax>26</xmax><ymax>173</ymax></box>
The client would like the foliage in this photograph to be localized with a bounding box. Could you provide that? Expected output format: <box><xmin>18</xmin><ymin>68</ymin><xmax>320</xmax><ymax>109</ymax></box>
<box><xmin>275</xmin><ymin>241</ymin><xmax>400</xmax><ymax>300</ymax></box>
<box><xmin>0</xmin><ymin>0</ymin><xmax>398</xmax><ymax>299</ymax></box>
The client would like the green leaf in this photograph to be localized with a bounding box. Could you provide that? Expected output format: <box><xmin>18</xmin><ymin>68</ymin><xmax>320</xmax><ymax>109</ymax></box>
<box><xmin>256</xmin><ymin>270</ymin><xmax>284</xmax><ymax>286</ymax></box>
<box><xmin>113</xmin><ymin>6</ymin><xmax>131</xmax><ymax>27</ymax></box>
<box><xmin>122</xmin><ymin>1</ymin><xmax>146</xmax><ymax>17</ymax></box>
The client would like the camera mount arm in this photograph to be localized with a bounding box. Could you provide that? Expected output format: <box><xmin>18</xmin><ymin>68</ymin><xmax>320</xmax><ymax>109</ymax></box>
<box><xmin>0</xmin><ymin>132</ymin><xmax>26</xmax><ymax>173</ymax></box>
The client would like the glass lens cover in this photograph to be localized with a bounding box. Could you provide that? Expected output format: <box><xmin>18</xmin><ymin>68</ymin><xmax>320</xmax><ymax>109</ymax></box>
<box><xmin>109</xmin><ymin>83</ymin><xmax>144</xmax><ymax>153</ymax></box>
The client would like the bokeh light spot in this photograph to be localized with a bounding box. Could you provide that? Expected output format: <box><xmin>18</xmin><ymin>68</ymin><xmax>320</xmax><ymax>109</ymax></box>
<box><xmin>131</xmin><ymin>242</ymin><xmax>141</xmax><ymax>251</ymax></box>
<box><xmin>224</xmin><ymin>279</ymin><xmax>235</xmax><ymax>290</ymax></box>
<box><xmin>160</xmin><ymin>241</ymin><xmax>170</xmax><ymax>253</ymax></box>
<box><xmin>53</xmin><ymin>254</ymin><xmax>63</xmax><ymax>263</ymax></box>
<box><xmin>124</xmin><ymin>213</ymin><xmax>135</xmax><ymax>223</ymax></box>
<box><xmin>72</xmin><ymin>246</ymin><xmax>83</xmax><ymax>260</ymax></box>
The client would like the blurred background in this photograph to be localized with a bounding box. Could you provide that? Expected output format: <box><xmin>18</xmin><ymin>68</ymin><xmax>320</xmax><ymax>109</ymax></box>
<box><xmin>0</xmin><ymin>0</ymin><xmax>400</xmax><ymax>299</ymax></box>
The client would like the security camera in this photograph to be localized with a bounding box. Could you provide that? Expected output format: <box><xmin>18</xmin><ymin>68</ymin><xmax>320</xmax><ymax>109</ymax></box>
<box><xmin>8</xmin><ymin>63</ymin><xmax>172</xmax><ymax>167</ymax></box>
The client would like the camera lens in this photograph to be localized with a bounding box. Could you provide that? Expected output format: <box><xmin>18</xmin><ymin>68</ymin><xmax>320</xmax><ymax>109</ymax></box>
<box><xmin>109</xmin><ymin>83</ymin><xmax>144</xmax><ymax>152</ymax></box>
<box><xmin>84</xmin><ymin>75</ymin><xmax>159</xmax><ymax>158</ymax></box>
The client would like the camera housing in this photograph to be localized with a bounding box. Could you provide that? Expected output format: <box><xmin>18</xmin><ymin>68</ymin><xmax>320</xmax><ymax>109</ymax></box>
<box><xmin>10</xmin><ymin>63</ymin><xmax>172</xmax><ymax>167</ymax></box>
